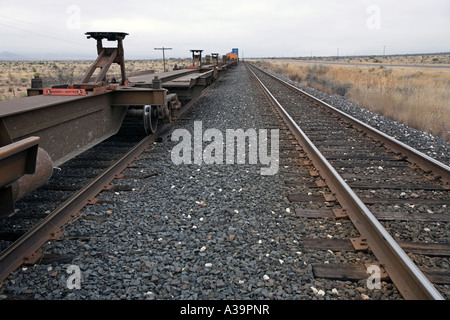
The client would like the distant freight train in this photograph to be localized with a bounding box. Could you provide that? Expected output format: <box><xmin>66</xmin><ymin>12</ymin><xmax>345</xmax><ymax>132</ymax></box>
<box><xmin>226</xmin><ymin>48</ymin><xmax>239</xmax><ymax>61</ymax></box>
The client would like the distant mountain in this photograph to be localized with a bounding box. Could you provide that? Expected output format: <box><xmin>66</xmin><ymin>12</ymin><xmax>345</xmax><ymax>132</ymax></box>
<box><xmin>0</xmin><ymin>51</ymin><xmax>25</xmax><ymax>60</ymax></box>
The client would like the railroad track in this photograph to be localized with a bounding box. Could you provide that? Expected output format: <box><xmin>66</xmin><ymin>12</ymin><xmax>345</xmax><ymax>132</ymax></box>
<box><xmin>1</xmin><ymin>62</ymin><xmax>448</xmax><ymax>302</ymax></box>
<box><xmin>0</xmin><ymin>86</ymin><xmax>212</xmax><ymax>285</ymax></box>
<box><xmin>246</xmin><ymin>62</ymin><xmax>449</xmax><ymax>300</ymax></box>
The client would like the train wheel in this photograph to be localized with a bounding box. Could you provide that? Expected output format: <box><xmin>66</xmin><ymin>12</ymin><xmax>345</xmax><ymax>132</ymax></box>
<box><xmin>143</xmin><ymin>105</ymin><xmax>158</xmax><ymax>134</ymax></box>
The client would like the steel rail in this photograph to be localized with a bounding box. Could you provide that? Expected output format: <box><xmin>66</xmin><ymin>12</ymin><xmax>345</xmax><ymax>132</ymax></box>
<box><xmin>246</xmin><ymin>63</ymin><xmax>444</xmax><ymax>300</ymax></box>
<box><xmin>249</xmin><ymin>63</ymin><xmax>450</xmax><ymax>185</ymax></box>
<box><xmin>0</xmin><ymin>124</ymin><xmax>167</xmax><ymax>283</ymax></box>
<box><xmin>0</xmin><ymin>82</ymin><xmax>215</xmax><ymax>284</ymax></box>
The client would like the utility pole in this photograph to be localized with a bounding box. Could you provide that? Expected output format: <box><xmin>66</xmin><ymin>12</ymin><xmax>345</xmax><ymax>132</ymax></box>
<box><xmin>383</xmin><ymin>45</ymin><xmax>386</xmax><ymax>57</ymax></box>
<box><xmin>154</xmin><ymin>47</ymin><xmax>172</xmax><ymax>72</ymax></box>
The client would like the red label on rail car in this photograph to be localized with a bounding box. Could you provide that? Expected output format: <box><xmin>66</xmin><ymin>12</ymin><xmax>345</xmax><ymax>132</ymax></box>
<box><xmin>43</xmin><ymin>88</ymin><xmax>86</xmax><ymax>96</ymax></box>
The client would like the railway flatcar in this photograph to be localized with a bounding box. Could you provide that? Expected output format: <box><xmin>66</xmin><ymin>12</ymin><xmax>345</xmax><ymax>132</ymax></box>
<box><xmin>0</xmin><ymin>31</ymin><xmax>220</xmax><ymax>216</ymax></box>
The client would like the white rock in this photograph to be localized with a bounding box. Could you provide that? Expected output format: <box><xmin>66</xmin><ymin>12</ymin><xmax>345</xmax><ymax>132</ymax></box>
<box><xmin>361</xmin><ymin>294</ymin><xmax>370</xmax><ymax>300</ymax></box>
<box><xmin>239</xmin><ymin>280</ymin><xmax>245</xmax><ymax>284</ymax></box>
<box><xmin>310</xmin><ymin>286</ymin><xmax>318</xmax><ymax>294</ymax></box>
<box><xmin>286</xmin><ymin>208</ymin><xmax>291</xmax><ymax>213</ymax></box>
<box><xmin>317</xmin><ymin>290</ymin><xmax>325</xmax><ymax>296</ymax></box>
<box><xmin>332</xmin><ymin>288</ymin><xmax>339</xmax><ymax>295</ymax></box>
<box><xmin>279</xmin><ymin>259</ymin><xmax>284</xmax><ymax>264</ymax></box>
<box><xmin>205</xmin><ymin>263</ymin><xmax>212</xmax><ymax>268</ymax></box>
<box><xmin>263</xmin><ymin>275</ymin><xmax>270</xmax><ymax>281</ymax></box>
<box><xmin>200</xmin><ymin>246</ymin><xmax>207</xmax><ymax>252</ymax></box>
<box><xmin>423</xmin><ymin>227</ymin><xmax>431</xmax><ymax>232</ymax></box>
<box><xmin>327</xmin><ymin>234</ymin><xmax>333</xmax><ymax>239</ymax></box>
<box><xmin>234</xmin><ymin>210</ymin><xmax>239</xmax><ymax>214</ymax></box>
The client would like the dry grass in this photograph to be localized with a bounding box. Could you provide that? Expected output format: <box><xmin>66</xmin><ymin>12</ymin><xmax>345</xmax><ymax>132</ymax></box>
<box><xmin>297</xmin><ymin>53</ymin><xmax>450</xmax><ymax>66</ymax></box>
<box><xmin>252</xmin><ymin>58</ymin><xmax>450</xmax><ymax>141</ymax></box>
<box><xmin>0</xmin><ymin>59</ymin><xmax>189</xmax><ymax>100</ymax></box>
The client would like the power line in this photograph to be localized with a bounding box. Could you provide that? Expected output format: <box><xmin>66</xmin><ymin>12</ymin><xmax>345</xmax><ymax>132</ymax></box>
<box><xmin>0</xmin><ymin>14</ymin><xmax>72</xmax><ymax>35</ymax></box>
<box><xmin>0</xmin><ymin>22</ymin><xmax>90</xmax><ymax>48</ymax></box>
<box><xmin>0</xmin><ymin>13</ymin><xmax>90</xmax><ymax>49</ymax></box>
<box><xmin>154</xmin><ymin>47</ymin><xmax>172</xmax><ymax>71</ymax></box>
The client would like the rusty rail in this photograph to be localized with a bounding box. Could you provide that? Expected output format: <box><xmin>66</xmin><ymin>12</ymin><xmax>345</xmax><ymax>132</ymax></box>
<box><xmin>247</xmin><ymin>63</ymin><xmax>445</xmax><ymax>300</ymax></box>
<box><xmin>0</xmin><ymin>125</ymin><xmax>165</xmax><ymax>283</ymax></box>
<box><xmin>250</xmin><ymin>64</ymin><xmax>450</xmax><ymax>185</ymax></box>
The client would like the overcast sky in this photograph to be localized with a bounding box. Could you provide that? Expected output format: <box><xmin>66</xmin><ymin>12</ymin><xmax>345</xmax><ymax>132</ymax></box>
<box><xmin>0</xmin><ymin>0</ymin><xmax>449</xmax><ymax>59</ymax></box>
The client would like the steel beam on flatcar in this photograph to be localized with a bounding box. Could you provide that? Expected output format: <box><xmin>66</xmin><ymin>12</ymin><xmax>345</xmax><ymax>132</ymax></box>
<box><xmin>0</xmin><ymin>86</ymin><xmax>181</xmax><ymax>216</ymax></box>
